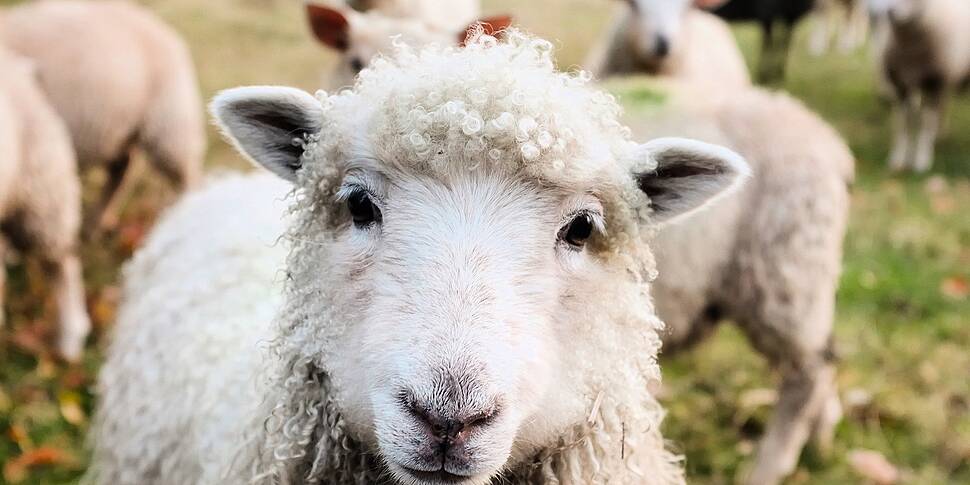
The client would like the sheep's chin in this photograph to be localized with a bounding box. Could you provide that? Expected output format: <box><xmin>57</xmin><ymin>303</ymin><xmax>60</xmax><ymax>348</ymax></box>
<box><xmin>385</xmin><ymin>461</ymin><xmax>495</xmax><ymax>485</ymax></box>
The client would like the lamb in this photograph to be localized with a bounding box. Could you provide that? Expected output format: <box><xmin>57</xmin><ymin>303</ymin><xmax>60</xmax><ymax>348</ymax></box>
<box><xmin>613</xmin><ymin>78</ymin><xmax>854</xmax><ymax>485</ymax></box>
<box><xmin>697</xmin><ymin>0</ymin><xmax>817</xmax><ymax>82</ymax></box>
<box><xmin>586</xmin><ymin>0</ymin><xmax>750</xmax><ymax>89</ymax></box>
<box><xmin>874</xmin><ymin>0</ymin><xmax>970</xmax><ymax>172</ymax></box>
<box><xmin>346</xmin><ymin>0</ymin><xmax>481</xmax><ymax>32</ymax></box>
<box><xmin>307</xmin><ymin>2</ymin><xmax>510</xmax><ymax>88</ymax></box>
<box><xmin>0</xmin><ymin>48</ymin><xmax>90</xmax><ymax>362</ymax></box>
<box><xmin>0</xmin><ymin>0</ymin><xmax>205</xmax><ymax>231</ymax></box>
<box><xmin>91</xmin><ymin>31</ymin><xmax>752</xmax><ymax>484</ymax></box>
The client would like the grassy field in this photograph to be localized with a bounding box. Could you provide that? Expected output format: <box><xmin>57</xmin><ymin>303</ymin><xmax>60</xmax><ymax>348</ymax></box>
<box><xmin>0</xmin><ymin>0</ymin><xmax>967</xmax><ymax>483</ymax></box>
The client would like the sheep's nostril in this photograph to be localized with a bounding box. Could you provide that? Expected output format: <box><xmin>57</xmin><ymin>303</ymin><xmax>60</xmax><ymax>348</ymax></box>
<box><xmin>401</xmin><ymin>392</ymin><xmax>499</xmax><ymax>443</ymax></box>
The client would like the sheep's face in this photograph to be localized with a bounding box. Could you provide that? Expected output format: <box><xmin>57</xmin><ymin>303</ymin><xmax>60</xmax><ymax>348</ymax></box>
<box><xmin>623</xmin><ymin>0</ymin><xmax>692</xmax><ymax>64</ymax></box>
<box><xmin>884</xmin><ymin>0</ymin><xmax>925</xmax><ymax>24</ymax></box>
<box><xmin>212</xmin><ymin>33</ymin><xmax>748</xmax><ymax>485</ymax></box>
<box><xmin>306</xmin><ymin>4</ymin><xmax>512</xmax><ymax>89</ymax></box>
<box><xmin>332</xmin><ymin>168</ymin><xmax>607</xmax><ymax>483</ymax></box>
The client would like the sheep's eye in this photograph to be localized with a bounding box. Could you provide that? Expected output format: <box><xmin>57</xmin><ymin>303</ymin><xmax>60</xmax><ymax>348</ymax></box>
<box><xmin>347</xmin><ymin>189</ymin><xmax>380</xmax><ymax>227</ymax></box>
<box><xmin>350</xmin><ymin>57</ymin><xmax>365</xmax><ymax>73</ymax></box>
<box><xmin>561</xmin><ymin>213</ymin><xmax>594</xmax><ymax>248</ymax></box>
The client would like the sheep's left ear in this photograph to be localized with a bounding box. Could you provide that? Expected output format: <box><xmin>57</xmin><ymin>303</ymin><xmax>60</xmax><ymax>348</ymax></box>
<box><xmin>210</xmin><ymin>86</ymin><xmax>324</xmax><ymax>182</ymax></box>
<box><xmin>694</xmin><ymin>0</ymin><xmax>730</xmax><ymax>9</ymax></box>
<box><xmin>458</xmin><ymin>15</ymin><xmax>513</xmax><ymax>45</ymax></box>
<box><xmin>633</xmin><ymin>137</ymin><xmax>750</xmax><ymax>224</ymax></box>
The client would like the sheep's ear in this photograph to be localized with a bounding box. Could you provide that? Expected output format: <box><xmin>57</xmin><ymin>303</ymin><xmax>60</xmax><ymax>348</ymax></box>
<box><xmin>633</xmin><ymin>137</ymin><xmax>749</xmax><ymax>224</ymax></box>
<box><xmin>694</xmin><ymin>0</ymin><xmax>730</xmax><ymax>9</ymax></box>
<box><xmin>307</xmin><ymin>3</ymin><xmax>351</xmax><ymax>51</ymax></box>
<box><xmin>458</xmin><ymin>15</ymin><xmax>513</xmax><ymax>45</ymax></box>
<box><xmin>210</xmin><ymin>86</ymin><xmax>323</xmax><ymax>182</ymax></box>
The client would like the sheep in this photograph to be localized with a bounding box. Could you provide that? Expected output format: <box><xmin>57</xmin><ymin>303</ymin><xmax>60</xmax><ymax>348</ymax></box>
<box><xmin>874</xmin><ymin>0</ymin><xmax>970</xmax><ymax>172</ymax></box>
<box><xmin>697</xmin><ymin>0</ymin><xmax>817</xmax><ymax>82</ymax></box>
<box><xmin>586</xmin><ymin>0</ymin><xmax>750</xmax><ymax>89</ymax></box>
<box><xmin>346</xmin><ymin>0</ymin><xmax>481</xmax><ymax>32</ymax></box>
<box><xmin>0</xmin><ymin>48</ymin><xmax>90</xmax><ymax>362</ymax></box>
<box><xmin>306</xmin><ymin>2</ymin><xmax>511</xmax><ymax>88</ymax></box>
<box><xmin>612</xmin><ymin>78</ymin><xmax>854</xmax><ymax>485</ymax></box>
<box><xmin>91</xmin><ymin>31</ymin><xmax>752</xmax><ymax>485</ymax></box>
<box><xmin>0</xmin><ymin>0</ymin><xmax>205</xmax><ymax>232</ymax></box>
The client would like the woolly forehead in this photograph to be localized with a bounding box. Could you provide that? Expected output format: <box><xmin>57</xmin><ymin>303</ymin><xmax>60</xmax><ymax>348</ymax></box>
<box><xmin>302</xmin><ymin>32</ymin><xmax>646</xmax><ymax>190</ymax></box>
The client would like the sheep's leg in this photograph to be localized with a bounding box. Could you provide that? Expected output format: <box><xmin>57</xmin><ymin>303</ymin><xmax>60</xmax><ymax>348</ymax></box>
<box><xmin>745</xmin><ymin>361</ymin><xmax>837</xmax><ymax>485</ymax></box>
<box><xmin>810</xmin><ymin>382</ymin><xmax>843</xmax><ymax>456</ymax></box>
<box><xmin>913</xmin><ymin>87</ymin><xmax>943</xmax><ymax>172</ymax></box>
<box><xmin>808</xmin><ymin>3</ymin><xmax>833</xmax><ymax>57</ymax></box>
<box><xmin>0</xmin><ymin>238</ymin><xmax>6</xmax><ymax>328</ymax></box>
<box><xmin>88</xmin><ymin>151</ymin><xmax>132</xmax><ymax>235</ymax></box>
<box><xmin>888</xmin><ymin>93</ymin><xmax>917</xmax><ymax>171</ymax></box>
<box><xmin>45</xmin><ymin>254</ymin><xmax>90</xmax><ymax>362</ymax></box>
<box><xmin>757</xmin><ymin>20</ymin><xmax>776</xmax><ymax>83</ymax></box>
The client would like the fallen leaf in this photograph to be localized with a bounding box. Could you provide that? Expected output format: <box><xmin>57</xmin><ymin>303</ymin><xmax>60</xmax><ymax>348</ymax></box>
<box><xmin>90</xmin><ymin>285</ymin><xmax>121</xmax><ymax>329</ymax></box>
<box><xmin>940</xmin><ymin>276</ymin><xmax>968</xmax><ymax>300</ymax></box>
<box><xmin>848</xmin><ymin>449</ymin><xmax>899</xmax><ymax>484</ymax></box>
<box><xmin>2</xmin><ymin>447</ymin><xmax>73</xmax><ymax>483</ymax></box>
<box><xmin>58</xmin><ymin>391</ymin><xmax>86</xmax><ymax>426</ymax></box>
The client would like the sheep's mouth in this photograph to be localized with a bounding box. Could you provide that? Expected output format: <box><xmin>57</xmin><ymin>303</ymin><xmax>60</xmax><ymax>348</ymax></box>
<box><xmin>398</xmin><ymin>466</ymin><xmax>476</xmax><ymax>484</ymax></box>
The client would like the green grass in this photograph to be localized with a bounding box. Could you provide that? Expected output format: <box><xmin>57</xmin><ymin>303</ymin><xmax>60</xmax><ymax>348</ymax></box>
<box><xmin>1</xmin><ymin>1</ymin><xmax>968</xmax><ymax>483</ymax></box>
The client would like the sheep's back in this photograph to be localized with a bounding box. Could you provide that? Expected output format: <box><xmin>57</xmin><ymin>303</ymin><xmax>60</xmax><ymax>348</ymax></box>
<box><xmin>0</xmin><ymin>0</ymin><xmax>196</xmax><ymax>167</ymax></box>
<box><xmin>91</xmin><ymin>172</ymin><xmax>291</xmax><ymax>485</ymax></box>
<box><xmin>0</xmin><ymin>49</ymin><xmax>79</xmax><ymax>255</ymax></box>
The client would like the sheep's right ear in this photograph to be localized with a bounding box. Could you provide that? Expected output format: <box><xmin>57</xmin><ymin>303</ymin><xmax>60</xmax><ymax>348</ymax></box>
<box><xmin>210</xmin><ymin>86</ymin><xmax>323</xmax><ymax>182</ymax></box>
<box><xmin>307</xmin><ymin>3</ymin><xmax>352</xmax><ymax>51</ymax></box>
<box><xmin>694</xmin><ymin>0</ymin><xmax>730</xmax><ymax>9</ymax></box>
<box><xmin>633</xmin><ymin>137</ymin><xmax>750</xmax><ymax>225</ymax></box>
<box><xmin>458</xmin><ymin>15</ymin><xmax>513</xmax><ymax>45</ymax></box>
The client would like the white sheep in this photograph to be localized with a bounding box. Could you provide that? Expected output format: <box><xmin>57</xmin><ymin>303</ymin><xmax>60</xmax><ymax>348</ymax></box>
<box><xmin>91</xmin><ymin>31</ymin><xmax>752</xmax><ymax>484</ymax></box>
<box><xmin>0</xmin><ymin>48</ymin><xmax>90</xmax><ymax>361</ymax></box>
<box><xmin>614</xmin><ymin>78</ymin><xmax>854</xmax><ymax>485</ymax></box>
<box><xmin>347</xmin><ymin>0</ymin><xmax>481</xmax><ymax>32</ymax></box>
<box><xmin>0</xmin><ymin>0</ymin><xmax>205</xmax><ymax>230</ymax></box>
<box><xmin>873</xmin><ymin>0</ymin><xmax>970</xmax><ymax>172</ymax></box>
<box><xmin>306</xmin><ymin>2</ymin><xmax>511</xmax><ymax>88</ymax></box>
<box><xmin>586</xmin><ymin>0</ymin><xmax>750</xmax><ymax>88</ymax></box>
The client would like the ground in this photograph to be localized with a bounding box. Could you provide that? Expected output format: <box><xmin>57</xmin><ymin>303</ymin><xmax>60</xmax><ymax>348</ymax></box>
<box><xmin>0</xmin><ymin>0</ymin><xmax>967</xmax><ymax>483</ymax></box>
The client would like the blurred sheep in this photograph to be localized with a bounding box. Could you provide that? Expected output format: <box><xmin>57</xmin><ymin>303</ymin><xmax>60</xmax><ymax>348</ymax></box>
<box><xmin>587</xmin><ymin>0</ymin><xmax>750</xmax><ymax>88</ymax></box>
<box><xmin>306</xmin><ymin>2</ymin><xmax>510</xmax><ymax>89</ymax></box>
<box><xmin>0</xmin><ymin>48</ymin><xmax>89</xmax><ymax>361</ymax></box>
<box><xmin>615</xmin><ymin>78</ymin><xmax>854</xmax><ymax>485</ymax></box>
<box><xmin>697</xmin><ymin>0</ymin><xmax>817</xmax><ymax>82</ymax></box>
<box><xmin>346</xmin><ymin>0</ymin><xmax>480</xmax><ymax>31</ymax></box>
<box><xmin>874</xmin><ymin>0</ymin><xmax>970</xmax><ymax>172</ymax></box>
<box><xmin>0</xmin><ymin>0</ymin><xmax>205</xmax><ymax>232</ymax></box>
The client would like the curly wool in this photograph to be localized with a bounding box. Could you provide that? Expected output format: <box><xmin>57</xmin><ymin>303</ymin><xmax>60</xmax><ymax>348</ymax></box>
<box><xmin>93</xmin><ymin>31</ymin><xmax>684</xmax><ymax>485</ymax></box>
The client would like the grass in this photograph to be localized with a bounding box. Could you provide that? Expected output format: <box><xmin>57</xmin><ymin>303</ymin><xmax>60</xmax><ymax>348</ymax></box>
<box><xmin>1</xmin><ymin>0</ymin><xmax>967</xmax><ymax>483</ymax></box>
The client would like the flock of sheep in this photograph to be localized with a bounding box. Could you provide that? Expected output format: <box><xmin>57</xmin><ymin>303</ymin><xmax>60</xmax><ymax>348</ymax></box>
<box><xmin>0</xmin><ymin>0</ymin><xmax>966</xmax><ymax>484</ymax></box>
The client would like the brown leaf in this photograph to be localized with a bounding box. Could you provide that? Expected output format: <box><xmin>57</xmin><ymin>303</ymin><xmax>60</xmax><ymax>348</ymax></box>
<box><xmin>2</xmin><ymin>447</ymin><xmax>73</xmax><ymax>483</ymax></box>
<box><xmin>848</xmin><ymin>449</ymin><xmax>899</xmax><ymax>484</ymax></box>
<box><xmin>940</xmin><ymin>276</ymin><xmax>968</xmax><ymax>301</ymax></box>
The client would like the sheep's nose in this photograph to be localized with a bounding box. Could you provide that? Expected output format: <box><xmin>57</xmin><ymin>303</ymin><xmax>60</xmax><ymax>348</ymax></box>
<box><xmin>405</xmin><ymin>398</ymin><xmax>498</xmax><ymax>445</ymax></box>
<box><xmin>654</xmin><ymin>34</ymin><xmax>670</xmax><ymax>58</ymax></box>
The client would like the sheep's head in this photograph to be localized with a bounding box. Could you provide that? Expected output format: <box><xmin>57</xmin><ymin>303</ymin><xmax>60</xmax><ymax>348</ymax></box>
<box><xmin>213</xmin><ymin>31</ymin><xmax>746</xmax><ymax>484</ymax></box>
<box><xmin>306</xmin><ymin>3</ymin><xmax>511</xmax><ymax>87</ymax></box>
<box><xmin>621</xmin><ymin>0</ymin><xmax>694</xmax><ymax>64</ymax></box>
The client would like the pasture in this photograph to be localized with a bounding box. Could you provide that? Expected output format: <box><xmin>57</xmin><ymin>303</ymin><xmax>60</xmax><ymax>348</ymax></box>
<box><xmin>0</xmin><ymin>0</ymin><xmax>967</xmax><ymax>483</ymax></box>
